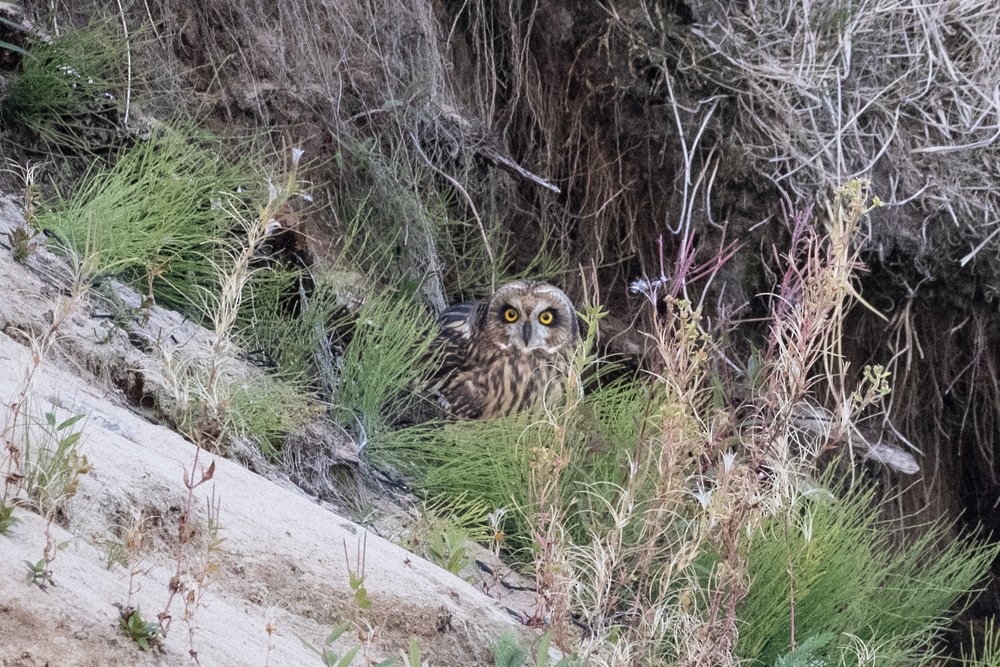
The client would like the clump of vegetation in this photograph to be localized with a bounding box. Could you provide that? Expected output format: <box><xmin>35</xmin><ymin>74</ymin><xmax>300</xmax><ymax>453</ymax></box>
<box><xmin>300</xmin><ymin>620</ymin><xmax>404</xmax><ymax>667</ymax></box>
<box><xmin>24</xmin><ymin>557</ymin><xmax>54</xmax><ymax>590</ymax></box>
<box><xmin>401</xmin><ymin>495</ymin><xmax>490</xmax><ymax>577</ymax></box>
<box><xmin>226</xmin><ymin>376</ymin><xmax>321</xmax><ymax>458</ymax></box>
<box><xmin>738</xmin><ymin>482</ymin><xmax>998</xmax><ymax>665</ymax></box>
<box><xmin>119</xmin><ymin>606</ymin><xmax>161</xmax><ymax>652</ymax></box>
<box><xmin>492</xmin><ymin>632</ymin><xmax>530</xmax><ymax>667</ymax></box>
<box><xmin>236</xmin><ymin>267</ymin><xmax>356</xmax><ymax>394</ymax></box>
<box><xmin>492</xmin><ymin>632</ymin><xmax>578</xmax><ymax>667</ymax></box>
<box><xmin>371</xmin><ymin>381</ymin><xmax>641</xmax><ymax>555</ymax></box>
<box><xmin>9</xmin><ymin>224</ymin><xmax>40</xmax><ymax>262</ymax></box>
<box><xmin>37</xmin><ymin>128</ymin><xmax>255</xmax><ymax>318</ymax></box>
<box><xmin>19</xmin><ymin>411</ymin><xmax>88</xmax><ymax>506</ymax></box>
<box><xmin>0</xmin><ymin>499</ymin><xmax>18</xmax><ymax>533</ymax></box>
<box><xmin>2</xmin><ymin>24</ymin><xmax>124</xmax><ymax>152</ymax></box>
<box><xmin>11</xmin><ymin>408</ymin><xmax>91</xmax><ymax>587</ymax></box>
<box><xmin>301</xmin><ymin>620</ymin><xmax>363</xmax><ymax>666</ymax></box>
<box><xmin>333</xmin><ymin>291</ymin><xmax>438</xmax><ymax>438</ymax></box>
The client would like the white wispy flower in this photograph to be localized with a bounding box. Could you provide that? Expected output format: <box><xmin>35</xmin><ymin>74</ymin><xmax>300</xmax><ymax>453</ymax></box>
<box><xmin>692</xmin><ymin>488</ymin><xmax>713</xmax><ymax>509</ymax></box>
<box><xmin>800</xmin><ymin>512</ymin><xmax>815</xmax><ymax>543</ymax></box>
<box><xmin>265</xmin><ymin>219</ymin><xmax>283</xmax><ymax>237</ymax></box>
<box><xmin>487</xmin><ymin>507</ymin><xmax>508</xmax><ymax>527</ymax></box>
<box><xmin>628</xmin><ymin>273</ymin><xmax>669</xmax><ymax>298</ymax></box>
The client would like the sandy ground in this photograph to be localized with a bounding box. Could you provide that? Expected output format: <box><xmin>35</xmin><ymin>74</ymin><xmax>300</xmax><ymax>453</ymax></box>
<box><xmin>0</xmin><ymin>195</ymin><xmax>537</xmax><ymax>666</ymax></box>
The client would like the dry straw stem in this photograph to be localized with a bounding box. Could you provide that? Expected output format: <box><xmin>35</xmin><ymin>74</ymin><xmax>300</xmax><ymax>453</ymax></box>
<box><xmin>639</xmin><ymin>0</ymin><xmax>1000</xmax><ymax>270</ymax></box>
<box><xmin>2</xmin><ymin>247</ymin><xmax>96</xmax><ymax>505</ymax></box>
<box><xmin>149</xmin><ymin>149</ymin><xmax>306</xmax><ymax>653</ymax></box>
<box><xmin>754</xmin><ymin>182</ymin><xmax>880</xmax><ymax>485</ymax></box>
<box><xmin>555</xmin><ymin>181</ymin><xmax>885</xmax><ymax>666</ymax></box>
<box><xmin>122</xmin><ymin>509</ymin><xmax>154</xmax><ymax>611</ymax></box>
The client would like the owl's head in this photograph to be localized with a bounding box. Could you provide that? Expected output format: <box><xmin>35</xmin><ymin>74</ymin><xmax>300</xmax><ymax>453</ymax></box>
<box><xmin>481</xmin><ymin>281</ymin><xmax>579</xmax><ymax>353</ymax></box>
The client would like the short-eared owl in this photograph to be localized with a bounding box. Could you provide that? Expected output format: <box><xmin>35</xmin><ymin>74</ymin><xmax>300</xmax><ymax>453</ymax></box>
<box><xmin>430</xmin><ymin>281</ymin><xmax>580</xmax><ymax>419</ymax></box>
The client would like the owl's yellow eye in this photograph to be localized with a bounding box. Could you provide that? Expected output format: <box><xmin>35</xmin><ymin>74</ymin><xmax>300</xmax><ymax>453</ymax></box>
<box><xmin>503</xmin><ymin>307</ymin><xmax>519</xmax><ymax>323</ymax></box>
<box><xmin>538</xmin><ymin>310</ymin><xmax>554</xmax><ymax>326</ymax></box>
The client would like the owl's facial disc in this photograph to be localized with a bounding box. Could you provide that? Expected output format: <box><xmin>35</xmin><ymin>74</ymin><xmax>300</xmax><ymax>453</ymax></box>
<box><xmin>501</xmin><ymin>300</ymin><xmax>558</xmax><ymax>351</ymax></box>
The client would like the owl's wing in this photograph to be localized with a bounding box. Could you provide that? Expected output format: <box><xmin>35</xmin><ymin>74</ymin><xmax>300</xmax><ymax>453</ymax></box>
<box><xmin>437</xmin><ymin>302</ymin><xmax>479</xmax><ymax>342</ymax></box>
<box><xmin>434</xmin><ymin>302</ymin><xmax>478</xmax><ymax>379</ymax></box>
<box><xmin>426</xmin><ymin>302</ymin><xmax>484</xmax><ymax>416</ymax></box>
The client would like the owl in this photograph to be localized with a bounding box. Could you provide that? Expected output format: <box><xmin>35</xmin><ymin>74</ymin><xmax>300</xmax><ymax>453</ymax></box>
<box><xmin>429</xmin><ymin>280</ymin><xmax>580</xmax><ymax>420</ymax></box>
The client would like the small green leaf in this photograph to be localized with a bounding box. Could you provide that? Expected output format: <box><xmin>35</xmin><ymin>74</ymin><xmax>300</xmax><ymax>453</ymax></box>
<box><xmin>353</xmin><ymin>586</ymin><xmax>371</xmax><ymax>610</ymax></box>
<box><xmin>337</xmin><ymin>645</ymin><xmax>361</xmax><ymax>667</ymax></box>
<box><xmin>326</xmin><ymin>621</ymin><xmax>351</xmax><ymax>645</ymax></box>
<box><xmin>57</xmin><ymin>413</ymin><xmax>86</xmax><ymax>431</ymax></box>
<box><xmin>408</xmin><ymin>638</ymin><xmax>421</xmax><ymax>667</ymax></box>
<box><xmin>534</xmin><ymin>633</ymin><xmax>551</xmax><ymax>667</ymax></box>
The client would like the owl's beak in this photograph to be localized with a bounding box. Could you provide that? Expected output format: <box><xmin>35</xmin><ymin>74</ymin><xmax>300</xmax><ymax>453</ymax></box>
<box><xmin>522</xmin><ymin>323</ymin><xmax>532</xmax><ymax>347</ymax></box>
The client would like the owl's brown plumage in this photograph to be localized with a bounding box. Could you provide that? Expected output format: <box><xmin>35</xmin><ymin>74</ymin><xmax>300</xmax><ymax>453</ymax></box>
<box><xmin>430</xmin><ymin>281</ymin><xmax>580</xmax><ymax>419</ymax></box>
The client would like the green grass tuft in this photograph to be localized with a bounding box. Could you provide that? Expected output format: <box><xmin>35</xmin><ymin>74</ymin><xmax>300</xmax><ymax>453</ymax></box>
<box><xmin>0</xmin><ymin>499</ymin><xmax>18</xmax><ymax>534</ymax></box>
<box><xmin>20</xmin><ymin>411</ymin><xmax>89</xmax><ymax>510</ymax></box>
<box><xmin>226</xmin><ymin>375</ymin><xmax>321</xmax><ymax>458</ymax></box>
<box><xmin>962</xmin><ymin>618</ymin><xmax>1000</xmax><ymax>667</ymax></box>
<box><xmin>491</xmin><ymin>631</ymin><xmax>530</xmax><ymax>667</ymax></box>
<box><xmin>737</xmin><ymin>482</ymin><xmax>1000</xmax><ymax>666</ymax></box>
<box><xmin>3</xmin><ymin>24</ymin><xmax>124</xmax><ymax>152</ymax></box>
<box><xmin>37</xmin><ymin>128</ymin><xmax>256</xmax><ymax>318</ymax></box>
<box><xmin>237</xmin><ymin>268</ymin><xmax>359</xmax><ymax>385</ymax></box>
<box><xmin>370</xmin><ymin>377</ymin><xmax>651</xmax><ymax>555</ymax></box>
<box><xmin>371</xmin><ymin>413</ymin><xmax>544</xmax><ymax>555</ymax></box>
<box><xmin>334</xmin><ymin>291</ymin><xmax>438</xmax><ymax>437</ymax></box>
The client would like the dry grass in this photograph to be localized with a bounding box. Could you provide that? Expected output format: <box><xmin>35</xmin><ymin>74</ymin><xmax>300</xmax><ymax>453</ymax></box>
<box><xmin>622</xmin><ymin>0</ymin><xmax>1000</xmax><ymax>278</ymax></box>
<box><xmin>597</xmin><ymin>3</ymin><xmax>1000</xmax><ymax>616</ymax></box>
<box><xmin>554</xmin><ymin>183</ymin><xmax>882</xmax><ymax>665</ymax></box>
<box><xmin>142</xmin><ymin>0</ymin><xmax>520</xmax><ymax>308</ymax></box>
